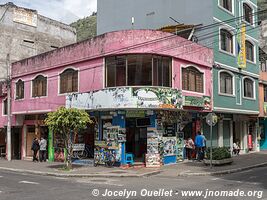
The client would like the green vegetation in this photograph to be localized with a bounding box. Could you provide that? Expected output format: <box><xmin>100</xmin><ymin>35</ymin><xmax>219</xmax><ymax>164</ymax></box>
<box><xmin>70</xmin><ymin>12</ymin><xmax>97</xmax><ymax>42</ymax></box>
<box><xmin>45</xmin><ymin>107</ymin><xmax>92</xmax><ymax>169</ymax></box>
<box><xmin>206</xmin><ymin>147</ymin><xmax>231</xmax><ymax>160</ymax></box>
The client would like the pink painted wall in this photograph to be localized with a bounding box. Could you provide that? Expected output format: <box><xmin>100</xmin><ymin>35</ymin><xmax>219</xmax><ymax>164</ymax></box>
<box><xmin>0</xmin><ymin>30</ymin><xmax>213</xmax><ymax>127</ymax></box>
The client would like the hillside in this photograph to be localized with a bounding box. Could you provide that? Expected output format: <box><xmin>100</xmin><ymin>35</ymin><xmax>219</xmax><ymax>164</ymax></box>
<box><xmin>70</xmin><ymin>13</ymin><xmax>97</xmax><ymax>42</ymax></box>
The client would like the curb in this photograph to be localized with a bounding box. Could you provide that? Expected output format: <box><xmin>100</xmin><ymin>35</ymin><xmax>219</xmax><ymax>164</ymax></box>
<box><xmin>178</xmin><ymin>162</ymin><xmax>267</xmax><ymax>176</ymax></box>
<box><xmin>0</xmin><ymin>166</ymin><xmax>161</xmax><ymax>178</ymax></box>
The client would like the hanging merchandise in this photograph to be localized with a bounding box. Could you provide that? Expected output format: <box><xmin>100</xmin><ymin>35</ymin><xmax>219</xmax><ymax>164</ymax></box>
<box><xmin>176</xmin><ymin>132</ymin><xmax>184</xmax><ymax>162</ymax></box>
<box><xmin>146</xmin><ymin>128</ymin><xmax>162</xmax><ymax>167</ymax></box>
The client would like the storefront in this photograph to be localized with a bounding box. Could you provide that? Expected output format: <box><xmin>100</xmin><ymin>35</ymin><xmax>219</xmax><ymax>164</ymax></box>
<box><xmin>67</xmin><ymin>86</ymin><xmax>211</xmax><ymax>167</ymax></box>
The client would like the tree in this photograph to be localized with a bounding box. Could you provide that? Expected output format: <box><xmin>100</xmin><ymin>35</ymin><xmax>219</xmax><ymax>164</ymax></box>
<box><xmin>44</xmin><ymin>107</ymin><xmax>92</xmax><ymax>169</ymax></box>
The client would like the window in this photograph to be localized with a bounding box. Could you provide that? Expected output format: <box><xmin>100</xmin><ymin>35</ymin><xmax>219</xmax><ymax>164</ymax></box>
<box><xmin>244</xmin><ymin>78</ymin><xmax>254</xmax><ymax>98</ymax></box>
<box><xmin>264</xmin><ymin>86</ymin><xmax>267</xmax><ymax>102</ymax></box>
<box><xmin>16</xmin><ymin>79</ymin><xmax>24</xmax><ymax>100</ymax></box>
<box><xmin>182</xmin><ymin>66</ymin><xmax>203</xmax><ymax>93</ymax></box>
<box><xmin>105</xmin><ymin>55</ymin><xmax>172</xmax><ymax>87</ymax></box>
<box><xmin>60</xmin><ymin>69</ymin><xmax>78</xmax><ymax>94</ymax></box>
<box><xmin>243</xmin><ymin>3</ymin><xmax>253</xmax><ymax>25</ymax></box>
<box><xmin>220</xmin><ymin>72</ymin><xmax>233</xmax><ymax>95</ymax></box>
<box><xmin>220</xmin><ymin>29</ymin><xmax>233</xmax><ymax>53</ymax></box>
<box><xmin>219</xmin><ymin>0</ymin><xmax>232</xmax><ymax>12</ymax></box>
<box><xmin>3</xmin><ymin>99</ymin><xmax>7</xmax><ymax>115</ymax></box>
<box><xmin>32</xmin><ymin>75</ymin><xmax>47</xmax><ymax>97</ymax></box>
<box><xmin>245</xmin><ymin>40</ymin><xmax>254</xmax><ymax>62</ymax></box>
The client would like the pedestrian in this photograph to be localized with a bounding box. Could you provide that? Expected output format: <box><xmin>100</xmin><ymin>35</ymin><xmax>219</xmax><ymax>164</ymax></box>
<box><xmin>31</xmin><ymin>138</ymin><xmax>39</xmax><ymax>162</ymax></box>
<box><xmin>194</xmin><ymin>131</ymin><xmax>206</xmax><ymax>161</ymax></box>
<box><xmin>185</xmin><ymin>137</ymin><xmax>195</xmax><ymax>160</ymax></box>
<box><xmin>39</xmin><ymin>137</ymin><xmax>47</xmax><ymax>162</ymax></box>
<box><xmin>233</xmin><ymin>140</ymin><xmax>240</xmax><ymax>156</ymax></box>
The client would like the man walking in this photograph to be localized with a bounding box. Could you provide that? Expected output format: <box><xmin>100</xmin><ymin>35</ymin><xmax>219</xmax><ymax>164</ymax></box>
<box><xmin>195</xmin><ymin>131</ymin><xmax>206</xmax><ymax>161</ymax></box>
<box><xmin>39</xmin><ymin>137</ymin><xmax>47</xmax><ymax>162</ymax></box>
<box><xmin>31</xmin><ymin>138</ymin><xmax>39</xmax><ymax>162</ymax></box>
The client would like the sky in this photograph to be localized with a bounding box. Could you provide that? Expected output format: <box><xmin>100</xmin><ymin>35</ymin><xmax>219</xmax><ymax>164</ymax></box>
<box><xmin>0</xmin><ymin>0</ymin><xmax>97</xmax><ymax>24</ymax></box>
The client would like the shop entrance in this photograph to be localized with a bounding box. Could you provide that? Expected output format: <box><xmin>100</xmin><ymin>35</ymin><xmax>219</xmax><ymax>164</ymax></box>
<box><xmin>12</xmin><ymin>128</ymin><xmax>21</xmax><ymax>159</ymax></box>
<box><xmin>126</xmin><ymin>119</ymin><xmax>147</xmax><ymax>162</ymax></box>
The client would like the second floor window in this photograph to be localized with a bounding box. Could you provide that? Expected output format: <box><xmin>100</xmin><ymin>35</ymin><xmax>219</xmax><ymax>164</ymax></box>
<box><xmin>219</xmin><ymin>0</ymin><xmax>232</xmax><ymax>12</ymax></box>
<box><xmin>244</xmin><ymin>78</ymin><xmax>254</xmax><ymax>98</ymax></box>
<box><xmin>16</xmin><ymin>80</ymin><xmax>24</xmax><ymax>100</ymax></box>
<box><xmin>60</xmin><ymin>69</ymin><xmax>78</xmax><ymax>94</ymax></box>
<box><xmin>220</xmin><ymin>29</ymin><xmax>233</xmax><ymax>54</ymax></box>
<box><xmin>32</xmin><ymin>75</ymin><xmax>47</xmax><ymax>97</ymax></box>
<box><xmin>182</xmin><ymin>66</ymin><xmax>203</xmax><ymax>93</ymax></box>
<box><xmin>264</xmin><ymin>86</ymin><xmax>267</xmax><ymax>102</ymax></box>
<box><xmin>220</xmin><ymin>72</ymin><xmax>233</xmax><ymax>95</ymax></box>
<box><xmin>243</xmin><ymin>3</ymin><xmax>253</xmax><ymax>25</ymax></box>
<box><xmin>3</xmin><ymin>99</ymin><xmax>7</xmax><ymax>115</ymax></box>
<box><xmin>245</xmin><ymin>40</ymin><xmax>254</xmax><ymax>62</ymax></box>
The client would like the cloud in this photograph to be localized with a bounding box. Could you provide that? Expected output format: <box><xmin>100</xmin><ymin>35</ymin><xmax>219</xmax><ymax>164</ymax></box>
<box><xmin>0</xmin><ymin>0</ymin><xmax>97</xmax><ymax>24</ymax></box>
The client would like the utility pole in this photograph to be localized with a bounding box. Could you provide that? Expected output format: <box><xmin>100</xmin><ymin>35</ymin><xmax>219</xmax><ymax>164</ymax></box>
<box><xmin>6</xmin><ymin>54</ymin><xmax>11</xmax><ymax>161</ymax></box>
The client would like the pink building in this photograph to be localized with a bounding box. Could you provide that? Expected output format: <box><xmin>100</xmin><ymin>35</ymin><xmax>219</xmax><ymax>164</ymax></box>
<box><xmin>0</xmin><ymin>30</ymin><xmax>213</xmax><ymax>164</ymax></box>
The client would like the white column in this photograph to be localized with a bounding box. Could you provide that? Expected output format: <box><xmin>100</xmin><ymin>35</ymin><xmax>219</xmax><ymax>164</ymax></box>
<box><xmin>243</xmin><ymin>122</ymin><xmax>248</xmax><ymax>153</ymax></box>
<box><xmin>230</xmin><ymin>121</ymin><xmax>233</xmax><ymax>153</ymax></box>
<box><xmin>22</xmin><ymin>125</ymin><xmax>27</xmax><ymax>160</ymax></box>
<box><xmin>218</xmin><ymin>120</ymin><xmax>224</xmax><ymax>147</ymax></box>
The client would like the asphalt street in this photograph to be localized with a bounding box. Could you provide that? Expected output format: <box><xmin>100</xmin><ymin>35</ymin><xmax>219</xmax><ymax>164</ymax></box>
<box><xmin>0</xmin><ymin>167</ymin><xmax>266</xmax><ymax>200</ymax></box>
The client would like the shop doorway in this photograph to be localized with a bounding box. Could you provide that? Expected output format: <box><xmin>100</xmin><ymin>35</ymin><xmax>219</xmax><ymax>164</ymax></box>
<box><xmin>126</xmin><ymin>119</ymin><xmax>147</xmax><ymax>162</ymax></box>
<box><xmin>12</xmin><ymin>128</ymin><xmax>21</xmax><ymax>159</ymax></box>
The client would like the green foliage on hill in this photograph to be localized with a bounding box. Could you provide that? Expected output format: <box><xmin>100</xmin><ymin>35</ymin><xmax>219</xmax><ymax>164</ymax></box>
<box><xmin>70</xmin><ymin>12</ymin><xmax>97</xmax><ymax>42</ymax></box>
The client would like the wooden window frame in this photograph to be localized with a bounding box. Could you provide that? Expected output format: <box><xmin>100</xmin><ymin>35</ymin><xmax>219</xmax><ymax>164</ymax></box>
<box><xmin>220</xmin><ymin>29</ymin><xmax>233</xmax><ymax>54</ymax></box>
<box><xmin>219</xmin><ymin>72</ymin><xmax>233</xmax><ymax>95</ymax></box>
<box><xmin>32</xmin><ymin>75</ymin><xmax>47</xmax><ymax>97</ymax></box>
<box><xmin>59</xmin><ymin>69</ymin><xmax>78</xmax><ymax>94</ymax></box>
<box><xmin>15</xmin><ymin>79</ymin><xmax>24</xmax><ymax>100</ymax></box>
<box><xmin>243</xmin><ymin>3</ymin><xmax>253</xmax><ymax>25</ymax></box>
<box><xmin>182</xmin><ymin>66</ymin><xmax>204</xmax><ymax>93</ymax></box>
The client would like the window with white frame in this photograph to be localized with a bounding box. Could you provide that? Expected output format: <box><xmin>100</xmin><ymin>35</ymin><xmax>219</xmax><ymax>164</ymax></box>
<box><xmin>32</xmin><ymin>75</ymin><xmax>47</xmax><ymax>97</ymax></box>
<box><xmin>243</xmin><ymin>3</ymin><xmax>253</xmax><ymax>25</ymax></box>
<box><xmin>220</xmin><ymin>29</ymin><xmax>233</xmax><ymax>54</ymax></box>
<box><xmin>219</xmin><ymin>0</ymin><xmax>232</xmax><ymax>12</ymax></box>
<box><xmin>244</xmin><ymin>78</ymin><xmax>254</xmax><ymax>98</ymax></box>
<box><xmin>245</xmin><ymin>40</ymin><xmax>254</xmax><ymax>62</ymax></box>
<box><xmin>220</xmin><ymin>72</ymin><xmax>233</xmax><ymax>95</ymax></box>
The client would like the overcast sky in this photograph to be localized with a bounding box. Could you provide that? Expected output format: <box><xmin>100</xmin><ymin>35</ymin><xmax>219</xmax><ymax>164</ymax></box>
<box><xmin>0</xmin><ymin>0</ymin><xmax>97</xmax><ymax>24</ymax></box>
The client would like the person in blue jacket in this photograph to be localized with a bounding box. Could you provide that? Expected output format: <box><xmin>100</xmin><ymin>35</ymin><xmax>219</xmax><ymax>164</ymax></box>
<box><xmin>195</xmin><ymin>131</ymin><xmax>206</xmax><ymax>161</ymax></box>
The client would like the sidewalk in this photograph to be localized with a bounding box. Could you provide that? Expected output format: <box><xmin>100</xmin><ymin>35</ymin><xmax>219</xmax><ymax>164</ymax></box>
<box><xmin>159</xmin><ymin>151</ymin><xmax>267</xmax><ymax>177</ymax></box>
<box><xmin>0</xmin><ymin>151</ymin><xmax>266</xmax><ymax>178</ymax></box>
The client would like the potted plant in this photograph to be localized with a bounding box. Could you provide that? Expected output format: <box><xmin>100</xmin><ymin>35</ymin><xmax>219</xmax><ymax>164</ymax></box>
<box><xmin>204</xmin><ymin>147</ymin><xmax>233</xmax><ymax>165</ymax></box>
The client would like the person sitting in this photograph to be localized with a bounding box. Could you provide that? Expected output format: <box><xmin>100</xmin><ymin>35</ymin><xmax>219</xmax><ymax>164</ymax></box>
<box><xmin>233</xmin><ymin>141</ymin><xmax>240</xmax><ymax>155</ymax></box>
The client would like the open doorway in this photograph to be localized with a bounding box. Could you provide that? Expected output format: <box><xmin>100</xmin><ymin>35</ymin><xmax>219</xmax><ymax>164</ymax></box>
<box><xmin>126</xmin><ymin>119</ymin><xmax>147</xmax><ymax>162</ymax></box>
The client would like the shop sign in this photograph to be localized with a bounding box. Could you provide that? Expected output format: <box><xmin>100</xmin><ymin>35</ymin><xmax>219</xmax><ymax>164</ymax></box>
<box><xmin>126</xmin><ymin>110</ymin><xmax>145</xmax><ymax>118</ymax></box>
<box><xmin>72</xmin><ymin>143</ymin><xmax>85</xmax><ymax>151</ymax></box>
<box><xmin>66</xmin><ymin>87</ymin><xmax>183</xmax><ymax>110</ymax></box>
<box><xmin>146</xmin><ymin>153</ymin><xmax>161</xmax><ymax>168</ymax></box>
<box><xmin>183</xmin><ymin>96</ymin><xmax>211</xmax><ymax>110</ymax></box>
<box><xmin>163</xmin><ymin>124</ymin><xmax>176</xmax><ymax>137</ymax></box>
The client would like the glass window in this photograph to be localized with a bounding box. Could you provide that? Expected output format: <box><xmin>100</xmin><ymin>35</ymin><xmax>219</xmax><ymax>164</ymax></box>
<box><xmin>16</xmin><ymin>79</ymin><xmax>24</xmax><ymax>100</ymax></box>
<box><xmin>245</xmin><ymin>41</ymin><xmax>254</xmax><ymax>62</ymax></box>
<box><xmin>182</xmin><ymin>67</ymin><xmax>203</xmax><ymax>93</ymax></box>
<box><xmin>32</xmin><ymin>75</ymin><xmax>47</xmax><ymax>97</ymax></box>
<box><xmin>128</xmin><ymin>55</ymin><xmax>152</xmax><ymax>86</ymax></box>
<box><xmin>243</xmin><ymin>3</ymin><xmax>253</xmax><ymax>25</ymax></box>
<box><xmin>220</xmin><ymin>29</ymin><xmax>233</xmax><ymax>53</ymax></box>
<box><xmin>264</xmin><ymin>86</ymin><xmax>267</xmax><ymax>102</ymax></box>
<box><xmin>244</xmin><ymin>78</ymin><xmax>254</xmax><ymax>98</ymax></box>
<box><xmin>105</xmin><ymin>55</ymin><xmax>171</xmax><ymax>87</ymax></box>
<box><xmin>60</xmin><ymin>69</ymin><xmax>78</xmax><ymax>94</ymax></box>
<box><xmin>220</xmin><ymin>72</ymin><xmax>233</xmax><ymax>94</ymax></box>
<box><xmin>219</xmin><ymin>0</ymin><xmax>232</xmax><ymax>12</ymax></box>
<box><xmin>3</xmin><ymin>99</ymin><xmax>7</xmax><ymax>115</ymax></box>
